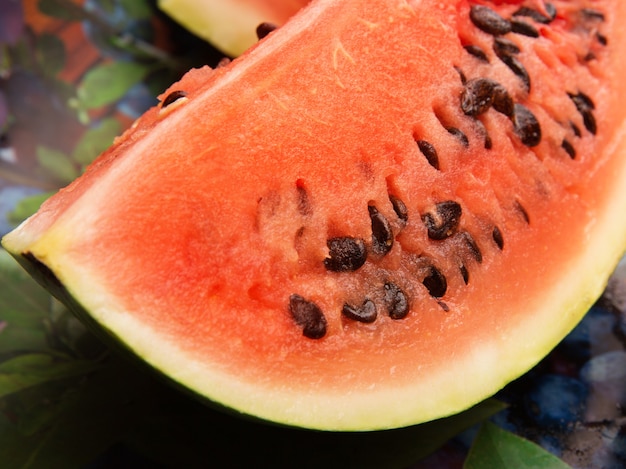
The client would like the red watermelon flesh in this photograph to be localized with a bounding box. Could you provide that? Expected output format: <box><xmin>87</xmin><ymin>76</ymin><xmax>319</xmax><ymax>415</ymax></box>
<box><xmin>3</xmin><ymin>0</ymin><xmax>626</xmax><ymax>430</ymax></box>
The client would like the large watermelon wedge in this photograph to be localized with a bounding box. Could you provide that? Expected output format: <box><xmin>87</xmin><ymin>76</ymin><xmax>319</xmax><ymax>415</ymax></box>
<box><xmin>3</xmin><ymin>0</ymin><xmax>626</xmax><ymax>431</ymax></box>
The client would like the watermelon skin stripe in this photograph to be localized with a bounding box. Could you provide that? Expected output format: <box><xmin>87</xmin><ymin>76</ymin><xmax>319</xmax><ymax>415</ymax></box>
<box><xmin>4</xmin><ymin>0</ymin><xmax>626</xmax><ymax>431</ymax></box>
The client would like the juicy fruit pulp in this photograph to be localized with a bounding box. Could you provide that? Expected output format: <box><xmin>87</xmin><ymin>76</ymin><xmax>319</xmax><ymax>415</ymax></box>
<box><xmin>4</xmin><ymin>0</ymin><xmax>626</xmax><ymax>431</ymax></box>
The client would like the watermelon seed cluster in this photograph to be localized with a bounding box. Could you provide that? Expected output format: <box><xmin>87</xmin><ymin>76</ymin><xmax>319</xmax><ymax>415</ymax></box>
<box><xmin>288</xmin><ymin>190</ymin><xmax>421</xmax><ymax>337</ymax></box>
<box><xmin>289</xmin><ymin>190</ymin><xmax>464</xmax><ymax>338</ymax></box>
<box><xmin>288</xmin><ymin>1</ymin><xmax>605</xmax><ymax>340</ymax></box>
<box><xmin>459</xmin><ymin>2</ymin><xmax>604</xmax><ymax>155</ymax></box>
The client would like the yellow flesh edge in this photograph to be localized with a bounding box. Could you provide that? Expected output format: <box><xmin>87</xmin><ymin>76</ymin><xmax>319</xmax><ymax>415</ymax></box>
<box><xmin>158</xmin><ymin>0</ymin><xmax>289</xmax><ymax>57</ymax></box>
<box><xmin>4</xmin><ymin>1</ymin><xmax>626</xmax><ymax>430</ymax></box>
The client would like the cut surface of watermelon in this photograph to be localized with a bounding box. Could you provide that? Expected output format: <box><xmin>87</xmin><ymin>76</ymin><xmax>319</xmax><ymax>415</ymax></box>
<box><xmin>3</xmin><ymin>0</ymin><xmax>626</xmax><ymax>430</ymax></box>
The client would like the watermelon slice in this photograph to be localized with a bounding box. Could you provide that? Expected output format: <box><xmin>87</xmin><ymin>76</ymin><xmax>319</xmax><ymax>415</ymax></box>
<box><xmin>157</xmin><ymin>0</ymin><xmax>309</xmax><ymax>57</ymax></box>
<box><xmin>3</xmin><ymin>0</ymin><xmax>626</xmax><ymax>431</ymax></box>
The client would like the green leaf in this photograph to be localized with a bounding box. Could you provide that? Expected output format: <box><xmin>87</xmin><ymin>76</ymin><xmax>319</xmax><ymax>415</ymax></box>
<box><xmin>0</xmin><ymin>410</ymin><xmax>47</xmax><ymax>469</ymax></box>
<box><xmin>0</xmin><ymin>250</ymin><xmax>51</xmax><ymax>355</ymax></box>
<box><xmin>35</xmin><ymin>146</ymin><xmax>78</xmax><ymax>184</ymax></box>
<box><xmin>6</xmin><ymin>375</ymin><xmax>84</xmax><ymax>437</ymax></box>
<box><xmin>0</xmin><ymin>373</ymin><xmax>94</xmax><ymax>467</ymax></box>
<box><xmin>0</xmin><ymin>353</ymin><xmax>99</xmax><ymax>399</ymax></box>
<box><xmin>7</xmin><ymin>193</ymin><xmax>54</xmax><ymax>227</ymax></box>
<box><xmin>119</xmin><ymin>0</ymin><xmax>153</xmax><ymax>19</ymax></box>
<box><xmin>71</xmin><ymin>118</ymin><xmax>121</xmax><ymax>166</ymax></box>
<box><xmin>35</xmin><ymin>34</ymin><xmax>66</xmax><ymax>77</ymax></box>
<box><xmin>47</xmin><ymin>302</ymin><xmax>103</xmax><ymax>359</ymax></box>
<box><xmin>77</xmin><ymin>62</ymin><xmax>150</xmax><ymax>109</ymax></box>
<box><xmin>0</xmin><ymin>356</ymin><xmax>163</xmax><ymax>469</ymax></box>
<box><xmin>15</xmin><ymin>396</ymin><xmax>69</xmax><ymax>437</ymax></box>
<box><xmin>0</xmin><ymin>248</ymin><xmax>49</xmax><ymax>316</ymax></box>
<box><xmin>37</xmin><ymin>0</ymin><xmax>84</xmax><ymax>21</ymax></box>
<box><xmin>0</xmin><ymin>309</ymin><xmax>48</xmax><ymax>357</ymax></box>
<box><xmin>464</xmin><ymin>422</ymin><xmax>572</xmax><ymax>469</ymax></box>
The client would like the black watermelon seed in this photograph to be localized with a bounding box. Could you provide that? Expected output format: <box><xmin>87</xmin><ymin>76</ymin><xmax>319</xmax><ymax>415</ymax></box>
<box><xmin>568</xmin><ymin>92</ymin><xmax>597</xmax><ymax>135</ymax></box>
<box><xmin>562</xmin><ymin>139</ymin><xmax>576</xmax><ymax>159</ymax></box>
<box><xmin>513</xmin><ymin>104</ymin><xmax>541</xmax><ymax>147</ymax></box>
<box><xmin>289</xmin><ymin>294</ymin><xmax>327</xmax><ymax>339</ymax></box>
<box><xmin>342</xmin><ymin>299</ymin><xmax>377</xmax><ymax>323</ymax></box>
<box><xmin>512</xmin><ymin>6</ymin><xmax>541</xmax><ymax>21</ymax></box>
<box><xmin>324</xmin><ymin>237</ymin><xmax>367</xmax><ymax>272</ymax></box>
<box><xmin>461</xmin><ymin>78</ymin><xmax>496</xmax><ymax>117</ymax></box>
<box><xmin>460</xmin><ymin>78</ymin><xmax>512</xmax><ymax>118</ymax></box>
<box><xmin>500</xmin><ymin>55</ymin><xmax>530</xmax><ymax>92</ymax></box>
<box><xmin>515</xmin><ymin>200</ymin><xmax>531</xmax><ymax>224</ymax></box>
<box><xmin>494</xmin><ymin>38</ymin><xmax>521</xmax><ymax>56</ymax></box>
<box><xmin>422</xmin><ymin>265</ymin><xmax>448</xmax><ymax>298</ymax></box>
<box><xmin>544</xmin><ymin>3</ymin><xmax>557</xmax><ymax>22</ymax></box>
<box><xmin>454</xmin><ymin>66</ymin><xmax>467</xmax><ymax>84</ymax></box>
<box><xmin>162</xmin><ymin>90</ymin><xmax>188</xmax><ymax>108</ymax></box>
<box><xmin>492</xmin><ymin>226</ymin><xmax>504</xmax><ymax>250</ymax></box>
<box><xmin>461</xmin><ymin>231</ymin><xmax>483</xmax><ymax>263</ymax></box>
<box><xmin>438</xmin><ymin>301</ymin><xmax>450</xmax><ymax>312</ymax></box>
<box><xmin>470</xmin><ymin>5</ymin><xmax>512</xmax><ymax>36</ymax></box>
<box><xmin>256</xmin><ymin>22</ymin><xmax>277</xmax><ymax>40</ymax></box>
<box><xmin>492</xmin><ymin>84</ymin><xmax>514</xmax><ymax>117</ymax></box>
<box><xmin>577</xmin><ymin>107</ymin><xmax>597</xmax><ymax>135</ymax></box>
<box><xmin>582</xmin><ymin>9</ymin><xmax>605</xmax><ymax>22</ymax></box>
<box><xmin>513</xmin><ymin>5</ymin><xmax>555</xmax><ymax>24</ymax></box>
<box><xmin>569</xmin><ymin>91</ymin><xmax>595</xmax><ymax>110</ymax></box>
<box><xmin>584</xmin><ymin>52</ymin><xmax>596</xmax><ymax>62</ymax></box>
<box><xmin>596</xmin><ymin>33</ymin><xmax>608</xmax><ymax>46</ymax></box>
<box><xmin>446</xmin><ymin>127</ymin><xmax>469</xmax><ymax>147</ymax></box>
<box><xmin>389</xmin><ymin>195</ymin><xmax>409</xmax><ymax>224</ymax></box>
<box><xmin>511</xmin><ymin>18</ymin><xmax>539</xmax><ymax>38</ymax></box>
<box><xmin>384</xmin><ymin>282</ymin><xmax>410</xmax><ymax>319</ymax></box>
<box><xmin>417</xmin><ymin>139</ymin><xmax>440</xmax><ymax>170</ymax></box>
<box><xmin>464</xmin><ymin>45</ymin><xmax>489</xmax><ymax>62</ymax></box>
<box><xmin>570</xmin><ymin>121</ymin><xmax>582</xmax><ymax>137</ymax></box>
<box><xmin>492</xmin><ymin>39</ymin><xmax>528</xmax><ymax>92</ymax></box>
<box><xmin>368</xmin><ymin>205</ymin><xmax>394</xmax><ymax>256</ymax></box>
<box><xmin>484</xmin><ymin>133</ymin><xmax>493</xmax><ymax>150</ymax></box>
<box><xmin>460</xmin><ymin>263</ymin><xmax>470</xmax><ymax>284</ymax></box>
<box><xmin>422</xmin><ymin>201</ymin><xmax>462</xmax><ymax>240</ymax></box>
